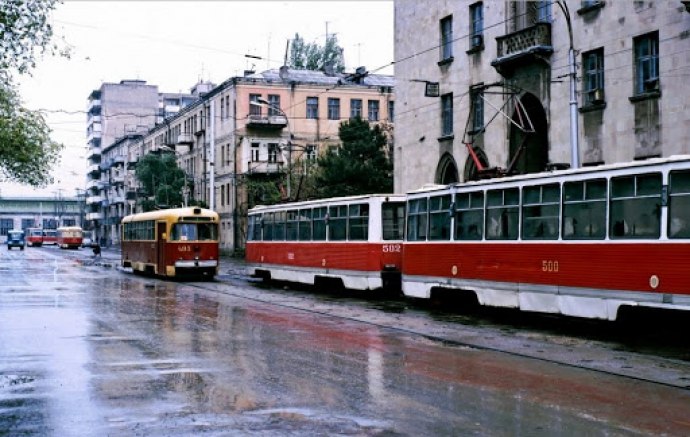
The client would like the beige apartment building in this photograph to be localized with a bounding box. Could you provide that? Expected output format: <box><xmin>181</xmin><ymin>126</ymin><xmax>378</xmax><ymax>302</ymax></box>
<box><xmin>394</xmin><ymin>0</ymin><xmax>690</xmax><ymax>193</ymax></box>
<box><xmin>129</xmin><ymin>67</ymin><xmax>394</xmax><ymax>252</ymax></box>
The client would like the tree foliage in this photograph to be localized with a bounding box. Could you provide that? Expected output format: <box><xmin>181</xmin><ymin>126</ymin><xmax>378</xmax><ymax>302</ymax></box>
<box><xmin>135</xmin><ymin>153</ymin><xmax>187</xmax><ymax>211</ymax></box>
<box><xmin>0</xmin><ymin>0</ymin><xmax>66</xmax><ymax>187</ymax></box>
<box><xmin>313</xmin><ymin>117</ymin><xmax>393</xmax><ymax>198</ymax></box>
<box><xmin>288</xmin><ymin>33</ymin><xmax>345</xmax><ymax>73</ymax></box>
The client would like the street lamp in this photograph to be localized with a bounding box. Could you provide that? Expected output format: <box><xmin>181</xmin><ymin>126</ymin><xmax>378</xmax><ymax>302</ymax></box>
<box><xmin>250</xmin><ymin>98</ymin><xmax>293</xmax><ymax>199</ymax></box>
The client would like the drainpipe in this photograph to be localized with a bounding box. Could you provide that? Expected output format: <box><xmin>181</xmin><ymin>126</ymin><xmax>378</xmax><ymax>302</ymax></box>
<box><xmin>557</xmin><ymin>1</ymin><xmax>580</xmax><ymax>169</ymax></box>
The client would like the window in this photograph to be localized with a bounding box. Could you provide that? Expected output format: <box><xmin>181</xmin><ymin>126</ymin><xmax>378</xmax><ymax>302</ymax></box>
<box><xmin>469</xmin><ymin>2</ymin><xmax>483</xmax><ymax>49</ymax></box>
<box><xmin>0</xmin><ymin>218</ymin><xmax>13</xmax><ymax>237</ymax></box>
<box><xmin>522</xmin><ymin>184</ymin><xmax>560</xmax><ymax>240</ymax></box>
<box><xmin>312</xmin><ymin>207</ymin><xmax>328</xmax><ymax>241</ymax></box>
<box><xmin>455</xmin><ymin>191</ymin><xmax>484</xmax><ymax>240</ymax></box>
<box><xmin>486</xmin><ymin>188</ymin><xmax>519</xmax><ymax>240</ymax></box>
<box><xmin>470</xmin><ymin>87</ymin><xmax>483</xmax><ymax>133</ymax></box>
<box><xmin>428</xmin><ymin>195</ymin><xmax>452</xmax><ymax>240</ymax></box>
<box><xmin>440</xmin><ymin>15</ymin><xmax>453</xmax><ymax>62</ymax></box>
<box><xmin>368</xmin><ymin>100</ymin><xmax>379</xmax><ymax>121</ymax></box>
<box><xmin>273</xmin><ymin>211</ymin><xmax>286</xmax><ymax>240</ymax></box>
<box><xmin>563</xmin><ymin>179</ymin><xmax>607</xmax><ymax>239</ymax></box>
<box><xmin>634</xmin><ymin>32</ymin><xmax>659</xmax><ymax>95</ymax></box>
<box><xmin>388</xmin><ymin>100</ymin><xmax>395</xmax><ymax>122</ymax></box>
<box><xmin>583</xmin><ymin>49</ymin><xmax>605</xmax><ymax>105</ymax></box>
<box><xmin>251</xmin><ymin>142</ymin><xmax>260</xmax><ymax>162</ymax></box>
<box><xmin>328</xmin><ymin>98</ymin><xmax>340</xmax><ymax>120</ymax></box>
<box><xmin>298</xmin><ymin>209</ymin><xmax>312</xmax><ymax>241</ymax></box>
<box><xmin>306</xmin><ymin>144</ymin><xmax>317</xmax><ymax>161</ymax></box>
<box><xmin>248</xmin><ymin>215</ymin><xmax>261</xmax><ymax>241</ymax></box>
<box><xmin>267</xmin><ymin>143</ymin><xmax>279</xmax><ymax>163</ymax></box>
<box><xmin>249</xmin><ymin>94</ymin><xmax>261</xmax><ymax>116</ymax></box>
<box><xmin>286</xmin><ymin>210</ymin><xmax>298</xmax><ymax>241</ymax></box>
<box><xmin>382</xmin><ymin>202</ymin><xmax>405</xmax><ymax>240</ymax></box>
<box><xmin>348</xmin><ymin>204</ymin><xmax>369</xmax><ymax>241</ymax></box>
<box><xmin>267</xmin><ymin>95</ymin><xmax>281</xmax><ymax>116</ymax></box>
<box><xmin>328</xmin><ymin>205</ymin><xmax>347</xmax><ymax>241</ymax></box>
<box><xmin>406</xmin><ymin>198</ymin><xmax>428</xmax><ymax>241</ymax></box>
<box><xmin>350</xmin><ymin>99</ymin><xmax>363</xmax><ymax>118</ymax></box>
<box><xmin>669</xmin><ymin>170</ymin><xmax>690</xmax><ymax>238</ymax></box>
<box><xmin>306</xmin><ymin>96</ymin><xmax>319</xmax><ymax>119</ymax></box>
<box><xmin>610</xmin><ymin>173</ymin><xmax>661</xmax><ymax>238</ymax></box>
<box><xmin>441</xmin><ymin>93</ymin><xmax>453</xmax><ymax>137</ymax></box>
<box><xmin>170</xmin><ymin>223</ymin><xmax>218</xmax><ymax>242</ymax></box>
<box><xmin>536</xmin><ymin>1</ymin><xmax>551</xmax><ymax>22</ymax></box>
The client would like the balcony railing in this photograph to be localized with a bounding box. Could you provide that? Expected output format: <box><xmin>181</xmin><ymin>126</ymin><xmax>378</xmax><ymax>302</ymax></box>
<box><xmin>86</xmin><ymin>212</ymin><xmax>103</xmax><ymax>221</ymax></box>
<box><xmin>246</xmin><ymin>114</ymin><xmax>288</xmax><ymax>129</ymax></box>
<box><xmin>247</xmin><ymin>161</ymin><xmax>284</xmax><ymax>174</ymax></box>
<box><xmin>86</xmin><ymin>195</ymin><xmax>103</xmax><ymax>205</ymax></box>
<box><xmin>492</xmin><ymin>22</ymin><xmax>553</xmax><ymax>76</ymax></box>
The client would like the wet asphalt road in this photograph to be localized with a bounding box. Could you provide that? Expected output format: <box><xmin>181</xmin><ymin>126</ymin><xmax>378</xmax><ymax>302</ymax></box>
<box><xmin>1</xmin><ymin>246</ymin><xmax>690</xmax><ymax>436</ymax></box>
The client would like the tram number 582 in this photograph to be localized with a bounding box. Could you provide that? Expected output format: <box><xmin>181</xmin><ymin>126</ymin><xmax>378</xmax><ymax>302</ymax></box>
<box><xmin>542</xmin><ymin>260</ymin><xmax>559</xmax><ymax>272</ymax></box>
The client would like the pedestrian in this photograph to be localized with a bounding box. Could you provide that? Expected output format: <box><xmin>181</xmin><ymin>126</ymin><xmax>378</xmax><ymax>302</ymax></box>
<box><xmin>92</xmin><ymin>243</ymin><xmax>101</xmax><ymax>259</ymax></box>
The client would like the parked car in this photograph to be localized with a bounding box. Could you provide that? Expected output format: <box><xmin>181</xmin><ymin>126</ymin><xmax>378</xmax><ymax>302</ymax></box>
<box><xmin>7</xmin><ymin>230</ymin><xmax>25</xmax><ymax>250</ymax></box>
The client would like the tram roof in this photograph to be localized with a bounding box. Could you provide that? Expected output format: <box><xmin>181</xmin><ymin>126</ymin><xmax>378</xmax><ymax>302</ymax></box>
<box><xmin>249</xmin><ymin>193</ymin><xmax>407</xmax><ymax>213</ymax></box>
<box><xmin>122</xmin><ymin>207</ymin><xmax>219</xmax><ymax>223</ymax></box>
<box><xmin>408</xmin><ymin>154</ymin><xmax>690</xmax><ymax>195</ymax></box>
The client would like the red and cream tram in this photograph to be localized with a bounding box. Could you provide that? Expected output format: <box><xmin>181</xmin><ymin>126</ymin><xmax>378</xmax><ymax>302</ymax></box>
<box><xmin>26</xmin><ymin>228</ymin><xmax>44</xmax><ymax>247</ymax></box>
<box><xmin>121</xmin><ymin>207</ymin><xmax>220</xmax><ymax>279</ymax></box>
<box><xmin>246</xmin><ymin>194</ymin><xmax>406</xmax><ymax>291</ymax></box>
<box><xmin>56</xmin><ymin>226</ymin><xmax>83</xmax><ymax>249</ymax></box>
<box><xmin>402</xmin><ymin>155</ymin><xmax>690</xmax><ymax>320</ymax></box>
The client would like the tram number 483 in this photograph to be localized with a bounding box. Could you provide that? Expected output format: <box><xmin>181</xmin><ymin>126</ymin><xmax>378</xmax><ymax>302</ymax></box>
<box><xmin>542</xmin><ymin>260</ymin><xmax>559</xmax><ymax>272</ymax></box>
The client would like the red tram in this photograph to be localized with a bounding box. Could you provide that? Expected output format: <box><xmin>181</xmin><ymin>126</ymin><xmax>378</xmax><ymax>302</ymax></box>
<box><xmin>121</xmin><ymin>207</ymin><xmax>220</xmax><ymax>279</ymax></box>
<box><xmin>402</xmin><ymin>155</ymin><xmax>690</xmax><ymax>320</ymax></box>
<box><xmin>246</xmin><ymin>194</ymin><xmax>406</xmax><ymax>291</ymax></box>
<box><xmin>56</xmin><ymin>226</ymin><xmax>83</xmax><ymax>249</ymax></box>
<box><xmin>26</xmin><ymin>228</ymin><xmax>43</xmax><ymax>247</ymax></box>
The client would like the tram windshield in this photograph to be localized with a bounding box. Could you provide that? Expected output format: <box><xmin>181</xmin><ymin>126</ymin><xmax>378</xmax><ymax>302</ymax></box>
<box><xmin>170</xmin><ymin>222</ymin><xmax>218</xmax><ymax>241</ymax></box>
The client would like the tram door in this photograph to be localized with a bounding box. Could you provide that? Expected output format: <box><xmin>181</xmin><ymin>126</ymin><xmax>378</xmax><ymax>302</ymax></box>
<box><xmin>157</xmin><ymin>221</ymin><xmax>167</xmax><ymax>275</ymax></box>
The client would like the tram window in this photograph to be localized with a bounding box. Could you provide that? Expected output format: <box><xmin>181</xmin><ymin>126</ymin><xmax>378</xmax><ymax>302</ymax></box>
<box><xmin>298</xmin><ymin>209</ymin><xmax>313</xmax><ymax>241</ymax></box>
<box><xmin>563</xmin><ymin>179</ymin><xmax>606</xmax><ymax>239</ymax></box>
<box><xmin>455</xmin><ymin>191</ymin><xmax>484</xmax><ymax>240</ymax></box>
<box><xmin>522</xmin><ymin>184</ymin><xmax>560</xmax><ymax>240</ymax></box>
<box><xmin>274</xmin><ymin>211</ymin><xmax>286</xmax><ymax>240</ymax></box>
<box><xmin>610</xmin><ymin>173</ymin><xmax>661</xmax><ymax>239</ymax></box>
<box><xmin>329</xmin><ymin>205</ymin><xmax>348</xmax><ymax>241</ymax></box>
<box><xmin>264</xmin><ymin>212</ymin><xmax>274</xmax><ymax>241</ymax></box>
<box><xmin>286</xmin><ymin>210</ymin><xmax>298</xmax><ymax>241</ymax></box>
<box><xmin>382</xmin><ymin>202</ymin><xmax>405</xmax><ymax>240</ymax></box>
<box><xmin>348</xmin><ymin>203</ymin><xmax>369</xmax><ymax>241</ymax></box>
<box><xmin>406</xmin><ymin>198</ymin><xmax>428</xmax><ymax>241</ymax></box>
<box><xmin>669</xmin><ymin>170</ymin><xmax>690</xmax><ymax>238</ymax></box>
<box><xmin>486</xmin><ymin>188</ymin><xmax>519</xmax><ymax>240</ymax></box>
<box><xmin>313</xmin><ymin>207</ymin><xmax>327</xmax><ymax>241</ymax></box>
<box><xmin>197</xmin><ymin>223</ymin><xmax>217</xmax><ymax>241</ymax></box>
<box><xmin>428</xmin><ymin>195</ymin><xmax>452</xmax><ymax>240</ymax></box>
<box><xmin>247</xmin><ymin>215</ymin><xmax>258</xmax><ymax>241</ymax></box>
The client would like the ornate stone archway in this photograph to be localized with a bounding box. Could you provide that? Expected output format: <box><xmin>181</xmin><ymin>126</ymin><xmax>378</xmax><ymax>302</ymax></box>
<box><xmin>508</xmin><ymin>92</ymin><xmax>549</xmax><ymax>174</ymax></box>
<box><xmin>435</xmin><ymin>153</ymin><xmax>459</xmax><ymax>184</ymax></box>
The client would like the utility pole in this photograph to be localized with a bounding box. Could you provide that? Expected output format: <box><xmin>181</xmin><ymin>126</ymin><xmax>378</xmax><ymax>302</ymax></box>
<box><xmin>209</xmin><ymin>101</ymin><xmax>216</xmax><ymax>210</ymax></box>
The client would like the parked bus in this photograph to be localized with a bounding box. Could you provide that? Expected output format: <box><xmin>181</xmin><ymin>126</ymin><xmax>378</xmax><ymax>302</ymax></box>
<box><xmin>121</xmin><ymin>207</ymin><xmax>220</xmax><ymax>279</ymax></box>
<box><xmin>246</xmin><ymin>194</ymin><xmax>406</xmax><ymax>292</ymax></box>
<box><xmin>42</xmin><ymin>229</ymin><xmax>57</xmax><ymax>245</ymax></box>
<box><xmin>26</xmin><ymin>228</ymin><xmax>44</xmax><ymax>247</ymax></box>
<box><xmin>401</xmin><ymin>155</ymin><xmax>690</xmax><ymax>320</ymax></box>
<box><xmin>56</xmin><ymin>226</ymin><xmax>83</xmax><ymax>249</ymax></box>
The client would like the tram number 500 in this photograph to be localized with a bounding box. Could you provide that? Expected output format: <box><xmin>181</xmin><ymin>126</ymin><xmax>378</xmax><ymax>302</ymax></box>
<box><xmin>382</xmin><ymin>244</ymin><xmax>402</xmax><ymax>253</ymax></box>
<box><xmin>542</xmin><ymin>260</ymin><xmax>559</xmax><ymax>272</ymax></box>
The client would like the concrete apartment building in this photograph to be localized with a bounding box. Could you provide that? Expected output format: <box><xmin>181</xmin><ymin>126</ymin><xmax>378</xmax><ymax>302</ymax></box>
<box><xmin>86</xmin><ymin>80</ymin><xmax>196</xmax><ymax>245</ymax></box>
<box><xmin>129</xmin><ymin>67</ymin><xmax>394</xmax><ymax>253</ymax></box>
<box><xmin>393</xmin><ymin>0</ymin><xmax>690</xmax><ymax>193</ymax></box>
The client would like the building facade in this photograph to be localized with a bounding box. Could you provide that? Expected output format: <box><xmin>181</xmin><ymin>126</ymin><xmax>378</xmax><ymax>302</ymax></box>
<box><xmin>86</xmin><ymin>80</ymin><xmax>196</xmax><ymax>245</ymax></box>
<box><xmin>127</xmin><ymin>67</ymin><xmax>394</xmax><ymax>253</ymax></box>
<box><xmin>394</xmin><ymin>0</ymin><xmax>690</xmax><ymax>193</ymax></box>
<box><xmin>0</xmin><ymin>197</ymin><xmax>81</xmax><ymax>242</ymax></box>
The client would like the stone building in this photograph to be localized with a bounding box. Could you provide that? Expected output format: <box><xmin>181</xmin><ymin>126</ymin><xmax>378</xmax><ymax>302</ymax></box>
<box><xmin>393</xmin><ymin>0</ymin><xmax>690</xmax><ymax>193</ymax></box>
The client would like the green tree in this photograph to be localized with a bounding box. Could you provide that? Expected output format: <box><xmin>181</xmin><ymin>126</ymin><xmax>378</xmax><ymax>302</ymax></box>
<box><xmin>288</xmin><ymin>33</ymin><xmax>345</xmax><ymax>73</ymax></box>
<box><xmin>0</xmin><ymin>0</ymin><xmax>66</xmax><ymax>186</ymax></box>
<box><xmin>313</xmin><ymin>117</ymin><xmax>393</xmax><ymax>198</ymax></box>
<box><xmin>135</xmin><ymin>153</ymin><xmax>187</xmax><ymax>211</ymax></box>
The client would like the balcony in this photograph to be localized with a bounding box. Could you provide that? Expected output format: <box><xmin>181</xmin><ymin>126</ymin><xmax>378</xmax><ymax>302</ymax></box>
<box><xmin>246</xmin><ymin>114</ymin><xmax>288</xmax><ymax>129</ymax></box>
<box><xmin>247</xmin><ymin>161</ymin><xmax>284</xmax><ymax>174</ymax></box>
<box><xmin>86</xmin><ymin>146</ymin><xmax>101</xmax><ymax>160</ymax></box>
<box><xmin>111</xmin><ymin>174</ymin><xmax>125</xmax><ymax>184</ymax></box>
<box><xmin>86</xmin><ymin>195</ymin><xmax>103</xmax><ymax>205</ymax></box>
<box><xmin>86</xmin><ymin>212</ymin><xmax>103</xmax><ymax>221</ymax></box>
<box><xmin>491</xmin><ymin>22</ymin><xmax>553</xmax><ymax>77</ymax></box>
<box><xmin>88</xmin><ymin>164</ymin><xmax>101</xmax><ymax>176</ymax></box>
<box><xmin>177</xmin><ymin>133</ymin><xmax>193</xmax><ymax>145</ymax></box>
<box><xmin>111</xmin><ymin>195</ymin><xmax>126</xmax><ymax>205</ymax></box>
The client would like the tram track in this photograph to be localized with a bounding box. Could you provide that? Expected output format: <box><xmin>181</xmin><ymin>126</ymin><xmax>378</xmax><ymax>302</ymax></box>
<box><xmin>182</xmin><ymin>275</ymin><xmax>690</xmax><ymax>391</ymax></box>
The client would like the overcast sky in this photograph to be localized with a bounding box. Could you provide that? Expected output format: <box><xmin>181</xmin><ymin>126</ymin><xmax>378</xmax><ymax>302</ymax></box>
<box><xmin>1</xmin><ymin>0</ymin><xmax>394</xmax><ymax>198</ymax></box>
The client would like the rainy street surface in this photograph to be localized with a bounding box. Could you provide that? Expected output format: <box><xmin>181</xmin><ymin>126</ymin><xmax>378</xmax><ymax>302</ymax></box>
<box><xmin>2</xmin><ymin>247</ymin><xmax>690</xmax><ymax>436</ymax></box>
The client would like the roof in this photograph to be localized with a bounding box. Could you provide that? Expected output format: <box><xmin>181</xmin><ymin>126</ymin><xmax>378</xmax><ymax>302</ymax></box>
<box><xmin>244</xmin><ymin>67</ymin><xmax>394</xmax><ymax>88</ymax></box>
